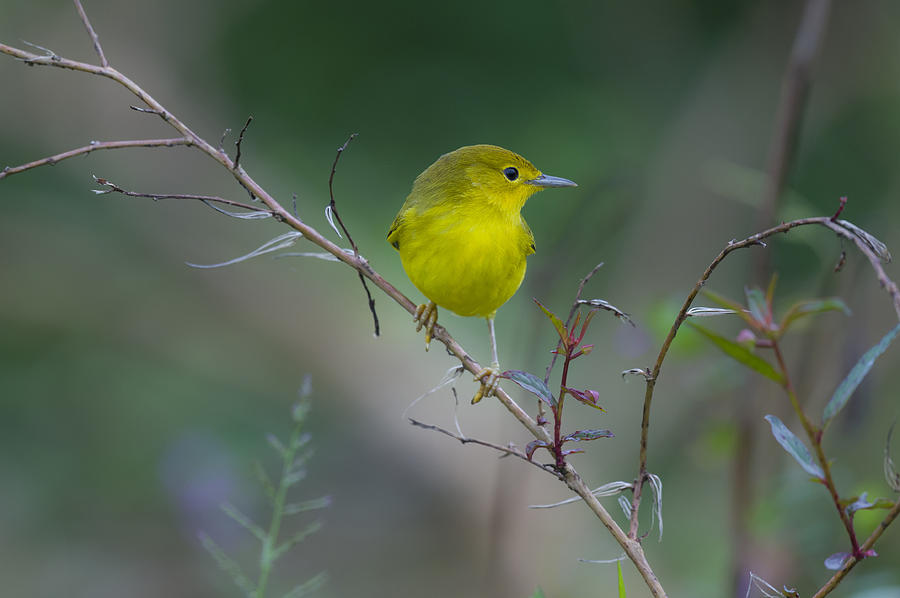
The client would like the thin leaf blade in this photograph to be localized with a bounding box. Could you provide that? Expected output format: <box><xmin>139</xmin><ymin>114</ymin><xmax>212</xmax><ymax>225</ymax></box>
<box><xmin>501</xmin><ymin>370</ymin><xmax>556</xmax><ymax>407</ymax></box>
<box><xmin>764</xmin><ymin>415</ymin><xmax>824</xmax><ymax>480</ymax></box>
<box><xmin>823</xmin><ymin>323</ymin><xmax>900</xmax><ymax>428</ymax></box>
<box><xmin>534</xmin><ymin>299</ymin><xmax>568</xmax><ymax>346</ymax></box>
<box><xmin>686</xmin><ymin>321</ymin><xmax>785</xmax><ymax>385</ymax></box>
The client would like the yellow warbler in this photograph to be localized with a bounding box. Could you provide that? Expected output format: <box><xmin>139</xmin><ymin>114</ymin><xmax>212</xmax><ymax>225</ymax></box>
<box><xmin>387</xmin><ymin>145</ymin><xmax>576</xmax><ymax>402</ymax></box>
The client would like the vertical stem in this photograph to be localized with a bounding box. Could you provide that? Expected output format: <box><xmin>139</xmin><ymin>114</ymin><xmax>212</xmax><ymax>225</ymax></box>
<box><xmin>257</xmin><ymin>426</ymin><xmax>301</xmax><ymax>597</ymax></box>
<box><xmin>771</xmin><ymin>341</ymin><xmax>859</xmax><ymax>554</ymax></box>
<box><xmin>554</xmin><ymin>348</ymin><xmax>573</xmax><ymax>470</ymax></box>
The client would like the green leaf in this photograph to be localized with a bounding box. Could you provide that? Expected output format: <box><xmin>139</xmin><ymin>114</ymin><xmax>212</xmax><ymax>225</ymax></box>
<box><xmin>529</xmin><ymin>588</ymin><xmax>547</xmax><ymax>598</ymax></box>
<box><xmin>781</xmin><ymin>298</ymin><xmax>850</xmax><ymax>333</ymax></box>
<box><xmin>617</xmin><ymin>560</ymin><xmax>627</xmax><ymax>598</ymax></box>
<box><xmin>534</xmin><ymin>299</ymin><xmax>568</xmax><ymax>346</ymax></box>
<box><xmin>686</xmin><ymin>321</ymin><xmax>785</xmax><ymax>385</ymax></box>
<box><xmin>823</xmin><ymin>323</ymin><xmax>900</xmax><ymax>428</ymax></box>
<box><xmin>501</xmin><ymin>370</ymin><xmax>556</xmax><ymax>407</ymax></box>
<box><xmin>764</xmin><ymin>415</ymin><xmax>824</xmax><ymax>480</ymax></box>
<box><xmin>745</xmin><ymin>286</ymin><xmax>769</xmax><ymax>327</ymax></box>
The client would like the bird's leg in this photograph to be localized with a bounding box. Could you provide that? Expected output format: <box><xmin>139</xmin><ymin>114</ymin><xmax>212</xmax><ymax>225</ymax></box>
<box><xmin>472</xmin><ymin>316</ymin><xmax>501</xmax><ymax>404</ymax></box>
<box><xmin>414</xmin><ymin>301</ymin><xmax>438</xmax><ymax>350</ymax></box>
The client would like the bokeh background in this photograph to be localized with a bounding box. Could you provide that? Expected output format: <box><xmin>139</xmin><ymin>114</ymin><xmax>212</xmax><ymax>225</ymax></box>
<box><xmin>2</xmin><ymin>1</ymin><xmax>900</xmax><ymax>597</ymax></box>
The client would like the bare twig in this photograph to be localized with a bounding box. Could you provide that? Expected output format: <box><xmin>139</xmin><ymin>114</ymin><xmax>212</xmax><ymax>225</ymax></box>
<box><xmin>0</xmin><ymin>138</ymin><xmax>192</xmax><ymax>180</ymax></box>
<box><xmin>92</xmin><ymin>176</ymin><xmax>273</xmax><ymax>216</ymax></box>
<box><xmin>233</xmin><ymin>116</ymin><xmax>253</xmax><ymax>171</ymax></box>
<box><xmin>130</xmin><ymin>105</ymin><xmax>162</xmax><ymax>115</ymax></box>
<box><xmin>408</xmin><ymin>417</ymin><xmax>562</xmax><ymax>478</ymax></box>
<box><xmin>73</xmin><ymin>0</ymin><xmax>108</xmax><ymax>67</ymax></box>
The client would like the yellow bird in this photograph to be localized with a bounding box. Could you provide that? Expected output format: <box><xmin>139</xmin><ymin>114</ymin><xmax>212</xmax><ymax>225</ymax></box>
<box><xmin>388</xmin><ymin>145</ymin><xmax>577</xmax><ymax>403</ymax></box>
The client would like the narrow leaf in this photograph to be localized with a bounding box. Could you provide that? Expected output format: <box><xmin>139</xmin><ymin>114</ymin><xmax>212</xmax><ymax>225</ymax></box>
<box><xmin>823</xmin><ymin>323</ymin><xmax>900</xmax><ymax>428</ymax></box>
<box><xmin>283</xmin><ymin>496</ymin><xmax>332</xmax><ymax>515</ymax></box>
<box><xmin>564</xmin><ymin>387</ymin><xmax>605</xmax><ymax>410</ymax></box>
<box><xmin>562</xmin><ymin>429</ymin><xmax>614</xmax><ymax>443</ymax></box>
<box><xmin>199</xmin><ymin>532</ymin><xmax>256</xmax><ymax>596</ymax></box>
<box><xmin>272</xmin><ymin>520</ymin><xmax>324</xmax><ymax>561</ymax></box>
<box><xmin>780</xmin><ymin>298</ymin><xmax>850</xmax><ymax>333</ymax></box>
<box><xmin>281</xmin><ymin>571</ymin><xmax>328</xmax><ymax>598</ymax></box>
<box><xmin>534</xmin><ymin>299</ymin><xmax>568</xmax><ymax>346</ymax></box>
<box><xmin>686</xmin><ymin>322</ymin><xmax>785</xmax><ymax>385</ymax></box>
<box><xmin>703</xmin><ymin>289</ymin><xmax>756</xmax><ymax>329</ymax></box>
<box><xmin>617</xmin><ymin>560</ymin><xmax>627</xmax><ymax>598</ymax></box>
<box><xmin>501</xmin><ymin>370</ymin><xmax>556</xmax><ymax>407</ymax></box>
<box><xmin>529</xmin><ymin>589</ymin><xmax>546</xmax><ymax>598</ymax></box>
<box><xmin>253</xmin><ymin>461</ymin><xmax>276</xmax><ymax>502</ymax></box>
<box><xmin>886</xmin><ymin>422</ymin><xmax>900</xmax><ymax>492</ymax></box>
<box><xmin>525</xmin><ymin>439</ymin><xmax>551</xmax><ymax>461</ymax></box>
<box><xmin>221</xmin><ymin>502</ymin><xmax>266</xmax><ymax>542</ymax></box>
<box><xmin>824</xmin><ymin>551</ymin><xmax>851</xmax><ymax>570</ymax></box>
<box><xmin>744</xmin><ymin>286</ymin><xmax>770</xmax><ymax>327</ymax></box>
<box><xmin>764</xmin><ymin>415</ymin><xmax>824</xmax><ymax>480</ymax></box>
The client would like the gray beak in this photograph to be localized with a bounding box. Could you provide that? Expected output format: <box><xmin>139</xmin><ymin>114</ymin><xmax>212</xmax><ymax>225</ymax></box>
<box><xmin>525</xmin><ymin>173</ymin><xmax>577</xmax><ymax>188</ymax></box>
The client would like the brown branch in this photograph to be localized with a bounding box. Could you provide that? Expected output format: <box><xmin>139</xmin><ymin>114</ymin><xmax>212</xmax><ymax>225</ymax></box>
<box><xmin>73</xmin><ymin>0</ymin><xmax>108</xmax><ymax>67</ymax></box>
<box><xmin>1</xmin><ymin>31</ymin><xmax>662</xmax><ymax>595</ymax></box>
<box><xmin>408</xmin><ymin>417</ymin><xmax>562</xmax><ymax>478</ymax></box>
<box><xmin>812</xmin><ymin>497</ymin><xmax>900</xmax><ymax>598</ymax></box>
<box><xmin>0</xmin><ymin>138</ymin><xmax>192</xmax><ymax>180</ymax></box>
<box><xmin>92</xmin><ymin>177</ymin><xmax>273</xmax><ymax>215</ymax></box>
<box><xmin>628</xmin><ymin>214</ymin><xmax>900</xmax><ymax>540</ymax></box>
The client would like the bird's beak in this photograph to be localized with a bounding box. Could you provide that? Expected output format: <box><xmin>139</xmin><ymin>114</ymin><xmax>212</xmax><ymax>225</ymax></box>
<box><xmin>525</xmin><ymin>173</ymin><xmax>577</xmax><ymax>188</ymax></box>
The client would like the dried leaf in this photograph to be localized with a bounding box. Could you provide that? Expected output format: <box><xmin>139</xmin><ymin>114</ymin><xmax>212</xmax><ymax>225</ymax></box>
<box><xmin>562</xmin><ymin>429</ymin><xmax>614</xmax><ymax>443</ymax></box>
<box><xmin>886</xmin><ymin>422</ymin><xmax>900</xmax><ymax>492</ymax></box>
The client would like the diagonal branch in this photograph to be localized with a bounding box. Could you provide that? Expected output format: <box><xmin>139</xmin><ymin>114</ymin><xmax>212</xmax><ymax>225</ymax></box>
<box><xmin>0</xmin><ymin>138</ymin><xmax>192</xmax><ymax>180</ymax></box>
<box><xmin>73</xmin><ymin>0</ymin><xmax>109</xmax><ymax>67</ymax></box>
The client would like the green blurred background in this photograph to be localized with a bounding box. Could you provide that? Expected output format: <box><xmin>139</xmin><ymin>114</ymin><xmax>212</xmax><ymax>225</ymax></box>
<box><xmin>2</xmin><ymin>1</ymin><xmax>900</xmax><ymax>597</ymax></box>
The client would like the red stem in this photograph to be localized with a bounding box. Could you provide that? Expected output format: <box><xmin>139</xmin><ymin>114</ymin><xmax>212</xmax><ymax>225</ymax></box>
<box><xmin>553</xmin><ymin>346</ymin><xmax>574</xmax><ymax>470</ymax></box>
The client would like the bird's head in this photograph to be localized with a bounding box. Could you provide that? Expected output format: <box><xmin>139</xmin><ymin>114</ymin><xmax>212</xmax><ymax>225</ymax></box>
<box><xmin>412</xmin><ymin>144</ymin><xmax>576</xmax><ymax>212</ymax></box>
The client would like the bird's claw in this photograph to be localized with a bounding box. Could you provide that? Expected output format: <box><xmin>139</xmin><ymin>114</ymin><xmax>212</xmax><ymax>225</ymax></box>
<box><xmin>414</xmin><ymin>302</ymin><xmax>438</xmax><ymax>350</ymax></box>
<box><xmin>472</xmin><ymin>363</ymin><xmax>501</xmax><ymax>404</ymax></box>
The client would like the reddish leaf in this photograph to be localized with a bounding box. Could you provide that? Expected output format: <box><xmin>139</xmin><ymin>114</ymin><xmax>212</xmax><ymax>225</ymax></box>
<box><xmin>525</xmin><ymin>439</ymin><xmax>551</xmax><ymax>461</ymax></box>
<box><xmin>564</xmin><ymin>387</ymin><xmax>605</xmax><ymax>411</ymax></box>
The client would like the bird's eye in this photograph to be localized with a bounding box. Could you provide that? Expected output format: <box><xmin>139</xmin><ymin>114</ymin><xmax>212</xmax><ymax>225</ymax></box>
<box><xmin>503</xmin><ymin>167</ymin><xmax>519</xmax><ymax>181</ymax></box>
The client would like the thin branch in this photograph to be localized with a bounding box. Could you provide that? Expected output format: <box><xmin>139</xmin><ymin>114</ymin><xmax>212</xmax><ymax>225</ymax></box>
<box><xmin>324</xmin><ymin>133</ymin><xmax>380</xmax><ymax>336</ymax></box>
<box><xmin>233</xmin><ymin>116</ymin><xmax>252</xmax><ymax>171</ymax></box>
<box><xmin>812</xmin><ymin>498</ymin><xmax>900</xmax><ymax>598</ymax></box>
<box><xmin>408</xmin><ymin>417</ymin><xmax>562</xmax><ymax>478</ymax></box>
<box><xmin>628</xmin><ymin>213</ymin><xmax>900</xmax><ymax>540</ymax></box>
<box><xmin>0</xmin><ymin>138</ymin><xmax>192</xmax><ymax>180</ymax></box>
<box><xmin>2</xmin><ymin>33</ymin><xmax>644</xmax><ymax>596</ymax></box>
<box><xmin>92</xmin><ymin>176</ymin><xmax>273</xmax><ymax>215</ymax></box>
<box><xmin>326</xmin><ymin>133</ymin><xmax>359</xmax><ymax>252</ymax></box>
<box><xmin>72</xmin><ymin>0</ymin><xmax>108</xmax><ymax>67</ymax></box>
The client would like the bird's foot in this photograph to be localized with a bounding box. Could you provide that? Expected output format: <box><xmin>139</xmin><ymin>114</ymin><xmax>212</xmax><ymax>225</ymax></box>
<box><xmin>472</xmin><ymin>362</ymin><xmax>501</xmax><ymax>404</ymax></box>
<box><xmin>414</xmin><ymin>301</ymin><xmax>438</xmax><ymax>350</ymax></box>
